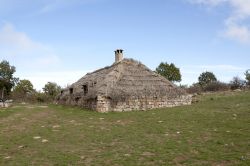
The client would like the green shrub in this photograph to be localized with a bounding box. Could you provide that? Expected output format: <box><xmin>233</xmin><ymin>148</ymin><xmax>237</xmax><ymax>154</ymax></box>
<box><xmin>198</xmin><ymin>71</ymin><xmax>217</xmax><ymax>87</ymax></box>
<box><xmin>204</xmin><ymin>81</ymin><xmax>230</xmax><ymax>92</ymax></box>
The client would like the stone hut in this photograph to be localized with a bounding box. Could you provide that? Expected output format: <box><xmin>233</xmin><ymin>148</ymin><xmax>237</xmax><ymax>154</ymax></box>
<box><xmin>57</xmin><ymin>49</ymin><xmax>192</xmax><ymax>112</ymax></box>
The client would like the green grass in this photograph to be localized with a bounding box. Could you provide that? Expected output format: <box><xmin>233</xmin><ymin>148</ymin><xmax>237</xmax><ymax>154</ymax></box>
<box><xmin>0</xmin><ymin>91</ymin><xmax>250</xmax><ymax>166</ymax></box>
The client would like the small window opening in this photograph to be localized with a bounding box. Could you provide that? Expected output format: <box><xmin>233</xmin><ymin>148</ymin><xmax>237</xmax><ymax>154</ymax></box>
<box><xmin>92</xmin><ymin>81</ymin><xmax>97</xmax><ymax>87</ymax></box>
<box><xmin>82</xmin><ymin>85</ymin><xmax>88</xmax><ymax>95</ymax></box>
<box><xmin>61</xmin><ymin>90</ymin><xmax>64</xmax><ymax>95</ymax></box>
<box><xmin>75</xmin><ymin>97</ymin><xmax>80</xmax><ymax>102</ymax></box>
<box><xmin>70</xmin><ymin>88</ymin><xmax>73</xmax><ymax>94</ymax></box>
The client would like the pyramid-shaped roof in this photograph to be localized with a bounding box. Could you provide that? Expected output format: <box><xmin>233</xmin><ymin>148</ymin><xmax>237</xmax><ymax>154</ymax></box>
<box><xmin>69</xmin><ymin>58</ymin><xmax>186</xmax><ymax>101</ymax></box>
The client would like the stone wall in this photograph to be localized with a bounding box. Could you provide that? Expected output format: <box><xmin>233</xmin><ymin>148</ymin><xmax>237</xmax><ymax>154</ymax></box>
<box><xmin>112</xmin><ymin>95</ymin><xmax>192</xmax><ymax>112</ymax></box>
<box><xmin>94</xmin><ymin>95</ymin><xmax>192</xmax><ymax>112</ymax></box>
<box><xmin>96</xmin><ymin>96</ymin><xmax>111</xmax><ymax>113</ymax></box>
<box><xmin>57</xmin><ymin>94</ymin><xmax>192</xmax><ymax>112</ymax></box>
<box><xmin>0</xmin><ymin>101</ymin><xmax>12</xmax><ymax>108</ymax></box>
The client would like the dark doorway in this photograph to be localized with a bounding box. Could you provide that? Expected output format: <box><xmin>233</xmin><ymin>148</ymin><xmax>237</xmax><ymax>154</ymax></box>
<box><xmin>83</xmin><ymin>85</ymin><xmax>88</xmax><ymax>95</ymax></box>
<box><xmin>70</xmin><ymin>88</ymin><xmax>73</xmax><ymax>94</ymax></box>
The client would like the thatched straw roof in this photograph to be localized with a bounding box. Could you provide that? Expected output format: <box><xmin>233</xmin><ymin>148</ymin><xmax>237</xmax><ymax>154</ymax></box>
<box><xmin>60</xmin><ymin>58</ymin><xmax>186</xmax><ymax>101</ymax></box>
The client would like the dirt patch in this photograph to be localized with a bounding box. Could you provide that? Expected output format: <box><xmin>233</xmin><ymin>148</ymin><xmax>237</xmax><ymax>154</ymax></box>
<box><xmin>141</xmin><ymin>152</ymin><xmax>155</xmax><ymax>156</ymax></box>
<box><xmin>173</xmin><ymin>155</ymin><xmax>189</xmax><ymax>165</ymax></box>
<box><xmin>115</xmin><ymin>120</ymin><xmax>133</xmax><ymax>126</ymax></box>
<box><xmin>211</xmin><ymin>160</ymin><xmax>238</xmax><ymax>166</ymax></box>
<box><xmin>37</xmin><ymin>106</ymin><xmax>48</xmax><ymax>108</ymax></box>
<box><xmin>9</xmin><ymin>105</ymin><xmax>48</xmax><ymax>109</ymax></box>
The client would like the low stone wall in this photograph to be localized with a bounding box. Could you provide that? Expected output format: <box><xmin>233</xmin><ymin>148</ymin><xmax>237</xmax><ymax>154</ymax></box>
<box><xmin>57</xmin><ymin>95</ymin><xmax>192</xmax><ymax>112</ymax></box>
<box><xmin>112</xmin><ymin>95</ymin><xmax>192</xmax><ymax>112</ymax></box>
<box><xmin>0</xmin><ymin>101</ymin><xmax>12</xmax><ymax>108</ymax></box>
<box><xmin>95</xmin><ymin>95</ymin><xmax>192</xmax><ymax>112</ymax></box>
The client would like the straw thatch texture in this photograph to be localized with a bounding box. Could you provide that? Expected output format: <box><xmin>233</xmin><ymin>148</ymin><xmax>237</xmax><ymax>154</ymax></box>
<box><xmin>57</xmin><ymin>58</ymin><xmax>191</xmax><ymax>112</ymax></box>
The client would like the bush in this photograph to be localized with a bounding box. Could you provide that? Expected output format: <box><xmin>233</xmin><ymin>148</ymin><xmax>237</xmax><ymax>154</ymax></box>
<box><xmin>203</xmin><ymin>81</ymin><xmax>230</xmax><ymax>92</ymax></box>
<box><xmin>186</xmin><ymin>83</ymin><xmax>202</xmax><ymax>94</ymax></box>
<box><xmin>11</xmin><ymin>91</ymin><xmax>54</xmax><ymax>103</ymax></box>
<box><xmin>11</xmin><ymin>92</ymin><xmax>36</xmax><ymax>103</ymax></box>
<box><xmin>186</xmin><ymin>82</ymin><xmax>230</xmax><ymax>94</ymax></box>
<box><xmin>179</xmin><ymin>84</ymin><xmax>188</xmax><ymax>89</ymax></box>
<box><xmin>230</xmin><ymin>77</ymin><xmax>245</xmax><ymax>90</ymax></box>
<box><xmin>35</xmin><ymin>92</ymin><xmax>52</xmax><ymax>103</ymax></box>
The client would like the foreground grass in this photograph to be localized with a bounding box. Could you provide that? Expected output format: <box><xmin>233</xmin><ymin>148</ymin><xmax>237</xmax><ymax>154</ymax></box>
<box><xmin>0</xmin><ymin>91</ymin><xmax>249</xmax><ymax>165</ymax></box>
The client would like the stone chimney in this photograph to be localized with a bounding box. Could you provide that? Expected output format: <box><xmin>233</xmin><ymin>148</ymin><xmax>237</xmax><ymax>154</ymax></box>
<box><xmin>115</xmin><ymin>49</ymin><xmax>123</xmax><ymax>63</ymax></box>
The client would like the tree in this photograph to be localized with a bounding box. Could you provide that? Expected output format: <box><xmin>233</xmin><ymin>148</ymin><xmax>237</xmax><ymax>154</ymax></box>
<box><xmin>43</xmin><ymin>82</ymin><xmax>61</xmax><ymax>98</ymax></box>
<box><xmin>0</xmin><ymin>60</ymin><xmax>18</xmax><ymax>100</ymax></box>
<box><xmin>198</xmin><ymin>71</ymin><xmax>217</xmax><ymax>87</ymax></box>
<box><xmin>230</xmin><ymin>76</ymin><xmax>245</xmax><ymax>90</ymax></box>
<box><xmin>155</xmin><ymin>62</ymin><xmax>181</xmax><ymax>82</ymax></box>
<box><xmin>245</xmin><ymin>69</ymin><xmax>250</xmax><ymax>85</ymax></box>
<box><xmin>12</xmin><ymin>79</ymin><xmax>34</xmax><ymax>100</ymax></box>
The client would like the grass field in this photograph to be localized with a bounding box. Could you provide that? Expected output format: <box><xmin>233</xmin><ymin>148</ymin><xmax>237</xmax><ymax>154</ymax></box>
<box><xmin>0</xmin><ymin>91</ymin><xmax>250</xmax><ymax>166</ymax></box>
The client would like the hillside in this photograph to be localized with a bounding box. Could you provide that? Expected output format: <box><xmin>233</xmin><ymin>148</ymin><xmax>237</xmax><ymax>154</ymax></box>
<box><xmin>0</xmin><ymin>91</ymin><xmax>249</xmax><ymax>165</ymax></box>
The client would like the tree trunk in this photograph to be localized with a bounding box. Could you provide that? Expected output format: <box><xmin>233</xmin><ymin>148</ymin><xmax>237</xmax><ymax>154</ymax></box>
<box><xmin>1</xmin><ymin>87</ymin><xmax>4</xmax><ymax>100</ymax></box>
<box><xmin>1</xmin><ymin>87</ymin><xmax>4</xmax><ymax>107</ymax></box>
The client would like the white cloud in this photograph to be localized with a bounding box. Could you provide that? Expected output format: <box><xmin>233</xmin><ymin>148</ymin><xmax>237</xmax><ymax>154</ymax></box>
<box><xmin>16</xmin><ymin>70</ymin><xmax>90</xmax><ymax>91</ymax></box>
<box><xmin>0</xmin><ymin>22</ymin><xmax>60</xmax><ymax>67</ymax></box>
<box><xmin>36</xmin><ymin>54</ymin><xmax>61</xmax><ymax>66</ymax></box>
<box><xmin>39</xmin><ymin>0</ymin><xmax>96</xmax><ymax>13</ymax></box>
<box><xmin>188</xmin><ymin>0</ymin><xmax>228</xmax><ymax>6</ymax></box>
<box><xmin>0</xmin><ymin>23</ymin><xmax>94</xmax><ymax>90</ymax></box>
<box><xmin>188</xmin><ymin>0</ymin><xmax>250</xmax><ymax>44</ymax></box>
<box><xmin>224</xmin><ymin>0</ymin><xmax>250</xmax><ymax>43</ymax></box>
<box><xmin>230</xmin><ymin>0</ymin><xmax>250</xmax><ymax>17</ymax></box>
<box><xmin>0</xmin><ymin>23</ymin><xmax>43</xmax><ymax>51</ymax></box>
<box><xmin>39</xmin><ymin>0</ymin><xmax>81</xmax><ymax>13</ymax></box>
<box><xmin>198</xmin><ymin>64</ymin><xmax>245</xmax><ymax>71</ymax></box>
<box><xmin>0</xmin><ymin>22</ymin><xmax>64</xmax><ymax>90</ymax></box>
<box><xmin>224</xmin><ymin>24</ymin><xmax>250</xmax><ymax>43</ymax></box>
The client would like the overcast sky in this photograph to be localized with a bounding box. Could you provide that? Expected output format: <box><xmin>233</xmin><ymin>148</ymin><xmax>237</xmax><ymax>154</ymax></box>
<box><xmin>0</xmin><ymin>0</ymin><xmax>249</xmax><ymax>90</ymax></box>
